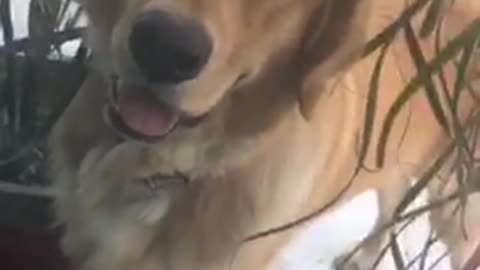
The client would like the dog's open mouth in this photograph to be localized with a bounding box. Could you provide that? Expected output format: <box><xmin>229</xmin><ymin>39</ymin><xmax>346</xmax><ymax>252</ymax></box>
<box><xmin>107</xmin><ymin>89</ymin><xmax>180</xmax><ymax>142</ymax></box>
<box><xmin>105</xmin><ymin>78</ymin><xmax>206</xmax><ymax>143</ymax></box>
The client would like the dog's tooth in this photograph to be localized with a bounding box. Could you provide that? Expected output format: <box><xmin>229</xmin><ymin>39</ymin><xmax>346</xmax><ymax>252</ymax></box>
<box><xmin>153</xmin><ymin>175</ymin><xmax>180</xmax><ymax>189</ymax></box>
<box><xmin>144</xmin><ymin>177</ymin><xmax>157</xmax><ymax>190</ymax></box>
<box><xmin>152</xmin><ymin>175</ymin><xmax>167</xmax><ymax>188</ymax></box>
<box><xmin>102</xmin><ymin>106</ymin><xmax>112</xmax><ymax>126</ymax></box>
<box><xmin>110</xmin><ymin>74</ymin><xmax>120</xmax><ymax>103</ymax></box>
<box><xmin>174</xmin><ymin>171</ymin><xmax>190</xmax><ymax>184</ymax></box>
<box><xmin>112</xmin><ymin>89</ymin><xmax>119</xmax><ymax>104</ymax></box>
<box><xmin>138</xmin><ymin>173</ymin><xmax>189</xmax><ymax>192</ymax></box>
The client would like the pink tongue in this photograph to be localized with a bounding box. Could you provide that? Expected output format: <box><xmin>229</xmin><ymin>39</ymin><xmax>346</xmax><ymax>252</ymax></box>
<box><xmin>117</xmin><ymin>91</ymin><xmax>178</xmax><ymax>137</ymax></box>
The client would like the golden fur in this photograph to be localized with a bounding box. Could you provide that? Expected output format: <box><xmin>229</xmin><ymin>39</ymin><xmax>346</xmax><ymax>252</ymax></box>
<box><xmin>49</xmin><ymin>0</ymin><xmax>480</xmax><ymax>269</ymax></box>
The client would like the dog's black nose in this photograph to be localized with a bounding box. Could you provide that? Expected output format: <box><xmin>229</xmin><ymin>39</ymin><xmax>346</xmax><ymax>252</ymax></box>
<box><xmin>129</xmin><ymin>11</ymin><xmax>212</xmax><ymax>84</ymax></box>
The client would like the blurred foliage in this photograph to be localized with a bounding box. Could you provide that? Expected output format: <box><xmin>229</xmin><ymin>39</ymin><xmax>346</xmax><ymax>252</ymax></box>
<box><xmin>242</xmin><ymin>0</ymin><xmax>479</xmax><ymax>268</ymax></box>
<box><xmin>343</xmin><ymin>1</ymin><xmax>480</xmax><ymax>268</ymax></box>
<box><xmin>0</xmin><ymin>0</ymin><xmax>88</xmax><ymax>184</ymax></box>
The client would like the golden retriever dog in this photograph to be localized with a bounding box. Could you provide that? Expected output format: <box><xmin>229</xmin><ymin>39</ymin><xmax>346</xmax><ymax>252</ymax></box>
<box><xmin>48</xmin><ymin>0</ymin><xmax>480</xmax><ymax>269</ymax></box>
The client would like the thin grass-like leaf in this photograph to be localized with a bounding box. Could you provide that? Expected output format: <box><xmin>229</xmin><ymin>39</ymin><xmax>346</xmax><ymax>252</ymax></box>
<box><xmin>419</xmin><ymin>0</ymin><xmax>446</xmax><ymax>38</ymax></box>
<box><xmin>0</xmin><ymin>0</ymin><xmax>18</xmax><ymax>134</ymax></box>
<box><xmin>394</xmin><ymin>112</ymin><xmax>479</xmax><ymax>218</ymax></box>
<box><xmin>390</xmin><ymin>233</ymin><xmax>406</xmax><ymax>270</ymax></box>
<box><xmin>376</xmin><ymin>18</ymin><xmax>480</xmax><ymax>168</ymax></box>
<box><xmin>58</xmin><ymin>0</ymin><xmax>73</xmax><ymax>26</ymax></box>
<box><xmin>426</xmin><ymin>251</ymin><xmax>450</xmax><ymax>270</ymax></box>
<box><xmin>28</xmin><ymin>0</ymin><xmax>62</xmax><ymax>58</ymax></box>
<box><xmin>417</xmin><ymin>231</ymin><xmax>437</xmax><ymax>270</ymax></box>
<box><xmin>363</xmin><ymin>0</ymin><xmax>433</xmax><ymax>57</ymax></box>
<box><xmin>450</xmin><ymin>39</ymin><xmax>478</xmax><ymax>161</ymax></box>
<box><xmin>404</xmin><ymin>22</ymin><xmax>450</xmax><ymax>134</ymax></box>
<box><xmin>434</xmin><ymin>20</ymin><xmax>477</xmax><ymax>162</ymax></box>
<box><xmin>340</xmin><ymin>189</ymin><xmax>461</xmax><ymax>270</ymax></box>
<box><xmin>0</xmin><ymin>27</ymin><xmax>86</xmax><ymax>55</ymax></box>
<box><xmin>0</xmin><ymin>0</ymin><xmax>14</xmax><ymax>44</ymax></box>
<box><xmin>394</xmin><ymin>141</ymin><xmax>455</xmax><ymax>216</ymax></box>
<box><xmin>356</xmin><ymin>45</ymin><xmax>389</xmax><ymax>171</ymax></box>
<box><xmin>453</xmin><ymin>38</ymin><xmax>478</xmax><ymax>108</ymax></box>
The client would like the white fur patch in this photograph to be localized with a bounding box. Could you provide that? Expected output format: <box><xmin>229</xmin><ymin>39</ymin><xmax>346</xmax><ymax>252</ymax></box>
<box><xmin>270</xmin><ymin>190</ymin><xmax>380</xmax><ymax>270</ymax></box>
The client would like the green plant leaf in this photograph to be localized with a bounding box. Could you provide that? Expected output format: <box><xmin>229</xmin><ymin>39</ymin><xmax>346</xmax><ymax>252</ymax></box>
<box><xmin>27</xmin><ymin>0</ymin><xmax>62</xmax><ymax>58</ymax></box>
<box><xmin>376</xmin><ymin>18</ymin><xmax>480</xmax><ymax>168</ymax></box>
<box><xmin>404</xmin><ymin>22</ymin><xmax>450</xmax><ymax>135</ymax></box>
<box><xmin>390</xmin><ymin>234</ymin><xmax>406</xmax><ymax>270</ymax></box>
<box><xmin>419</xmin><ymin>0</ymin><xmax>446</xmax><ymax>38</ymax></box>
<box><xmin>357</xmin><ymin>44</ymin><xmax>389</xmax><ymax>171</ymax></box>
<box><xmin>363</xmin><ymin>0</ymin><xmax>433</xmax><ymax>58</ymax></box>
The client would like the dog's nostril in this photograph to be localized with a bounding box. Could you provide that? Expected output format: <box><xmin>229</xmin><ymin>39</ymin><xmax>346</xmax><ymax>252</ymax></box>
<box><xmin>173</xmin><ymin>51</ymin><xmax>201</xmax><ymax>78</ymax></box>
<box><xmin>129</xmin><ymin>10</ymin><xmax>212</xmax><ymax>84</ymax></box>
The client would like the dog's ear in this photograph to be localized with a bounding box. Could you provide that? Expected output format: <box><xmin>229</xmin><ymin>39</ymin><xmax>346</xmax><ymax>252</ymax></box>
<box><xmin>297</xmin><ymin>0</ymin><xmax>372</xmax><ymax>119</ymax></box>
